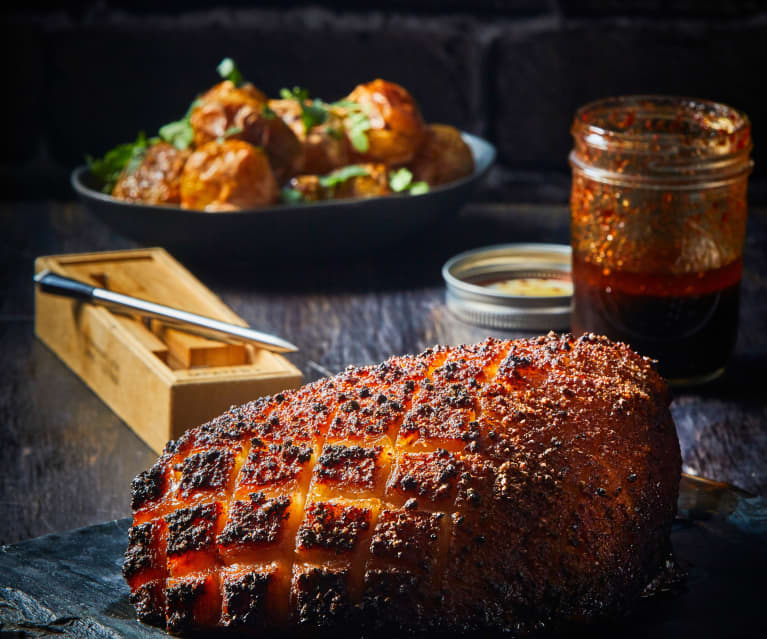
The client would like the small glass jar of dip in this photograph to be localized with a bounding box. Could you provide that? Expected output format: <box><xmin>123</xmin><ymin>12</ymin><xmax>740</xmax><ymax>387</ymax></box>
<box><xmin>569</xmin><ymin>95</ymin><xmax>753</xmax><ymax>385</ymax></box>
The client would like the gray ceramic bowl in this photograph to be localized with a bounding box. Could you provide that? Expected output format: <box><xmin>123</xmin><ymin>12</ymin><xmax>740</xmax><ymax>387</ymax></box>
<box><xmin>72</xmin><ymin>132</ymin><xmax>495</xmax><ymax>259</ymax></box>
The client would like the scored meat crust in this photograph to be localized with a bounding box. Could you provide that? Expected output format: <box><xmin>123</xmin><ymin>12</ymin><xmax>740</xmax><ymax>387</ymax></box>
<box><xmin>124</xmin><ymin>333</ymin><xmax>681</xmax><ymax>635</ymax></box>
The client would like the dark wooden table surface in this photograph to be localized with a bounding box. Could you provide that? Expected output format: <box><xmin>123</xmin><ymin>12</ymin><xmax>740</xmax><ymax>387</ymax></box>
<box><xmin>1</xmin><ymin>200</ymin><xmax>765</xmax><ymax>546</ymax></box>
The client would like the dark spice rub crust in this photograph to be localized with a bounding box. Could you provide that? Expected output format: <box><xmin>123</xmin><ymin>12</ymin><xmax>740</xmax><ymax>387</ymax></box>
<box><xmin>125</xmin><ymin>333</ymin><xmax>681</xmax><ymax>634</ymax></box>
<box><xmin>217</xmin><ymin>493</ymin><xmax>291</xmax><ymax>547</ymax></box>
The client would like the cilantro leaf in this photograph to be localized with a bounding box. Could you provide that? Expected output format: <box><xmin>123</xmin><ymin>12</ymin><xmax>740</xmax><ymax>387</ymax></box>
<box><xmin>280</xmin><ymin>86</ymin><xmax>309</xmax><ymax>102</ymax></box>
<box><xmin>319</xmin><ymin>164</ymin><xmax>370</xmax><ymax>188</ymax></box>
<box><xmin>330</xmin><ymin>99</ymin><xmax>360</xmax><ymax>110</ymax></box>
<box><xmin>216</xmin><ymin>125</ymin><xmax>243</xmax><ymax>143</ymax></box>
<box><xmin>158</xmin><ymin>118</ymin><xmax>194</xmax><ymax>150</ymax></box>
<box><xmin>301</xmin><ymin>100</ymin><xmax>328</xmax><ymax>131</ymax></box>
<box><xmin>87</xmin><ymin>132</ymin><xmax>151</xmax><ymax>194</ymax></box>
<box><xmin>217</xmin><ymin>57</ymin><xmax>244</xmax><ymax>86</ymax></box>
<box><xmin>279</xmin><ymin>87</ymin><xmax>328</xmax><ymax>133</ymax></box>
<box><xmin>349</xmin><ymin>129</ymin><xmax>369</xmax><ymax>153</ymax></box>
<box><xmin>329</xmin><ymin>100</ymin><xmax>372</xmax><ymax>152</ymax></box>
<box><xmin>389</xmin><ymin>167</ymin><xmax>413</xmax><ymax>192</ymax></box>
<box><xmin>158</xmin><ymin>98</ymin><xmax>202</xmax><ymax>150</ymax></box>
<box><xmin>409</xmin><ymin>181</ymin><xmax>430</xmax><ymax>195</ymax></box>
<box><xmin>389</xmin><ymin>169</ymin><xmax>428</xmax><ymax>195</ymax></box>
<box><xmin>281</xmin><ymin>187</ymin><xmax>304</xmax><ymax>204</ymax></box>
<box><xmin>344</xmin><ymin>107</ymin><xmax>371</xmax><ymax>153</ymax></box>
<box><xmin>262</xmin><ymin>103</ymin><xmax>277</xmax><ymax>119</ymax></box>
<box><xmin>185</xmin><ymin>98</ymin><xmax>202</xmax><ymax>116</ymax></box>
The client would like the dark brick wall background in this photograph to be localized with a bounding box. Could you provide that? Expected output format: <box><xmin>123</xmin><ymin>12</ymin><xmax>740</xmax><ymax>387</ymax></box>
<box><xmin>3</xmin><ymin>1</ymin><xmax>767</xmax><ymax>202</ymax></box>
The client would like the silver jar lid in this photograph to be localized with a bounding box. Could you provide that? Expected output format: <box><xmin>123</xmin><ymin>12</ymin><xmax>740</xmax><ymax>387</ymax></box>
<box><xmin>442</xmin><ymin>243</ymin><xmax>573</xmax><ymax>330</ymax></box>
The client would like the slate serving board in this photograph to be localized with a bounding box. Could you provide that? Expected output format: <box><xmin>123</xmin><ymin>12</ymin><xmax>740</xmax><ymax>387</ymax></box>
<box><xmin>1</xmin><ymin>479</ymin><xmax>766</xmax><ymax>638</ymax></box>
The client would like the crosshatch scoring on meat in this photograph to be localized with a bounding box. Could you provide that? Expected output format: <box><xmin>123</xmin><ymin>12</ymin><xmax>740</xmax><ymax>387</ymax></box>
<box><xmin>124</xmin><ymin>332</ymin><xmax>681</xmax><ymax>634</ymax></box>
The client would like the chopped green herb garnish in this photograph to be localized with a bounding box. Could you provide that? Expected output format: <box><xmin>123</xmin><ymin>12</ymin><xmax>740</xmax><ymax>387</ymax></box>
<box><xmin>262</xmin><ymin>103</ymin><xmax>277</xmax><ymax>119</ymax></box>
<box><xmin>279</xmin><ymin>86</ymin><xmax>328</xmax><ymax>133</ymax></box>
<box><xmin>280</xmin><ymin>86</ymin><xmax>309</xmax><ymax>102</ymax></box>
<box><xmin>186</xmin><ymin>98</ymin><xmax>202</xmax><ymax>115</ymax></box>
<box><xmin>86</xmin><ymin>132</ymin><xmax>152</xmax><ymax>193</ymax></box>
<box><xmin>217</xmin><ymin>57</ymin><xmax>244</xmax><ymax>86</ymax></box>
<box><xmin>330</xmin><ymin>99</ymin><xmax>360</xmax><ymax>110</ymax></box>
<box><xmin>216</xmin><ymin>125</ymin><xmax>243</xmax><ymax>143</ymax></box>
<box><xmin>158</xmin><ymin>97</ymin><xmax>201</xmax><ymax>150</ymax></box>
<box><xmin>409</xmin><ymin>181</ymin><xmax>430</xmax><ymax>195</ymax></box>
<box><xmin>158</xmin><ymin>118</ymin><xmax>194</xmax><ymax>150</ymax></box>
<box><xmin>343</xmin><ymin>105</ymin><xmax>371</xmax><ymax>153</ymax></box>
<box><xmin>324</xmin><ymin>126</ymin><xmax>343</xmax><ymax>140</ymax></box>
<box><xmin>388</xmin><ymin>169</ymin><xmax>429</xmax><ymax>195</ymax></box>
<box><xmin>319</xmin><ymin>164</ymin><xmax>370</xmax><ymax>188</ymax></box>
<box><xmin>330</xmin><ymin>99</ymin><xmax>372</xmax><ymax>151</ymax></box>
<box><xmin>348</xmin><ymin>127</ymin><xmax>370</xmax><ymax>152</ymax></box>
<box><xmin>301</xmin><ymin>100</ymin><xmax>328</xmax><ymax>131</ymax></box>
<box><xmin>389</xmin><ymin>167</ymin><xmax>413</xmax><ymax>192</ymax></box>
<box><xmin>281</xmin><ymin>187</ymin><xmax>304</xmax><ymax>204</ymax></box>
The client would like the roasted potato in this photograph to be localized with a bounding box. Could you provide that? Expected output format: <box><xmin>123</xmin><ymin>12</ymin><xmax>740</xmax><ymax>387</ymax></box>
<box><xmin>111</xmin><ymin>142</ymin><xmax>190</xmax><ymax>205</ymax></box>
<box><xmin>288</xmin><ymin>163</ymin><xmax>390</xmax><ymax>202</ymax></box>
<box><xmin>190</xmin><ymin>81</ymin><xmax>301</xmax><ymax>182</ymax></box>
<box><xmin>269</xmin><ymin>98</ymin><xmax>351</xmax><ymax>175</ymax></box>
<box><xmin>334</xmin><ymin>163</ymin><xmax>390</xmax><ymax>199</ymax></box>
<box><xmin>344</xmin><ymin>79</ymin><xmax>426</xmax><ymax>165</ymax></box>
<box><xmin>180</xmin><ymin>139</ymin><xmax>278</xmax><ymax>211</ymax></box>
<box><xmin>286</xmin><ymin>174</ymin><xmax>324</xmax><ymax>202</ymax></box>
<box><xmin>409</xmin><ymin>124</ymin><xmax>474</xmax><ymax>186</ymax></box>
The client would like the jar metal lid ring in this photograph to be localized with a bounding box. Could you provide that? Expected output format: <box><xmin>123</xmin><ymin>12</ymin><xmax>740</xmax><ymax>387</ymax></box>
<box><xmin>442</xmin><ymin>243</ymin><xmax>573</xmax><ymax>331</ymax></box>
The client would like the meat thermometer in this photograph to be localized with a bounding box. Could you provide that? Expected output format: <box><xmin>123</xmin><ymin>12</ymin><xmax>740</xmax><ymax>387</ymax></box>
<box><xmin>34</xmin><ymin>270</ymin><xmax>298</xmax><ymax>353</ymax></box>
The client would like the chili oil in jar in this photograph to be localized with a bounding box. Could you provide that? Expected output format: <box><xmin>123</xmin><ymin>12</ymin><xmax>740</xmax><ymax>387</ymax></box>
<box><xmin>569</xmin><ymin>96</ymin><xmax>752</xmax><ymax>385</ymax></box>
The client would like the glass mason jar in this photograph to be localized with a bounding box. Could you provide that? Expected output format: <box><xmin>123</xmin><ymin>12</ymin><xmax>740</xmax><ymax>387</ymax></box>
<box><xmin>569</xmin><ymin>96</ymin><xmax>753</xmax><ymax>385</ymax></box>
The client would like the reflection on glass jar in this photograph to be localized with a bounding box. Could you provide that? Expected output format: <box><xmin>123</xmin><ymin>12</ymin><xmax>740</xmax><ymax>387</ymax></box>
<box><xmin>569</xmin><ymin>96</ymin><xmax>752</xmax><ymax>385</ymax></box>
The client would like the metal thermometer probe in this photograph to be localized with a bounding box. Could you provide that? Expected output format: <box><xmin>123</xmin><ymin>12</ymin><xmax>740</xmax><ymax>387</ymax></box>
<box><xmin>34</xmin><ymin>270</ymin><xmax>298</xmax><ymax>353</ymax></box>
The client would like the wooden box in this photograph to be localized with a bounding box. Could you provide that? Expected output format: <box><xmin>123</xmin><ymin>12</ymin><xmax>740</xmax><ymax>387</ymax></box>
<box><xmin>34</xmin><ymin>248</ymin><xmax>302</xmax><ymax>453</ymax></box>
